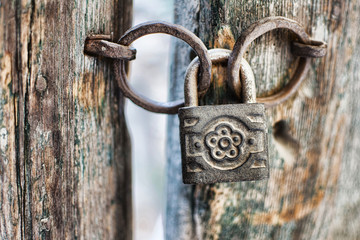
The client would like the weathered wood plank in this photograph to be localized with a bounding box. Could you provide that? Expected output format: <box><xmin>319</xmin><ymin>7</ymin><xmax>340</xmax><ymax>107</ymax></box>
<box><xmin>0</xmin><ymin>0</ymin><xmax>132</xmax><ymax>239</ymax></box>
<box><xmin>167</xmin><ymin>0</ymin><xmax>360</xmax><ymax>239</ymax></box>
<box><xmin>0</xmin><ymin>2</ymin><xmax>21</xmax><ymax>239</ymax></box>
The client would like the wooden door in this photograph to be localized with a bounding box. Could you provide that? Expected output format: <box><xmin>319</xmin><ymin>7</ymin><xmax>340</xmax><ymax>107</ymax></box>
<box><xmin>0</xmin><ymin>1</ymin><xmax>132</xmax><ymax>239</ymax></box>
<box><xmin>167</xmin><ymin>1</ymin><xmax>360</xmax><ymax>239</ymax></box>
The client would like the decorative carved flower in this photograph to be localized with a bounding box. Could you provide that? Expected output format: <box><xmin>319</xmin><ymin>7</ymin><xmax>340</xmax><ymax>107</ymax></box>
<box><xmin>205</xmin><ymin>124</ymin><xmax>243</xmax><ymax>160</ymax></box>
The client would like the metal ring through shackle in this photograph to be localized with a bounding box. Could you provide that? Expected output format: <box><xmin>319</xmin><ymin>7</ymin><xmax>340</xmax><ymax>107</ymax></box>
<box><xmin>184</xmin><ymin>48</ymin><xmax>256</xmax><ymax>107</ymax></box>
<box><xmin>114</xmin><ymin>21</ymin><xmax>212</xmax><ymax>114</ymax></box>
<box><xmin>228</xmin><ymin>16</ymin><xmax>312</xmax><ymax>107</ymax></box>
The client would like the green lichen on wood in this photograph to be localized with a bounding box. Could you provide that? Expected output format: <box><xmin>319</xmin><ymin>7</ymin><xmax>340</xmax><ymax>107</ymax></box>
<box><xmin>0</xmin><ymin>0</ymin><xmax>132</xmax><ymax>239</ymax></box>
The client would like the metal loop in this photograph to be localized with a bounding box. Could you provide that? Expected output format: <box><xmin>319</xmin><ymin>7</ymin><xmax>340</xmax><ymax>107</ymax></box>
<box><xmin>228</xmin><ymin>16</ymin><xmax>316</xmax><ymax>107</ymax></box>
<box><xmin>184</xmin><ymin>49</ymin><xmax>256</xmax><ymax>107</ymax></box>
<box><xmin>114</xmin><ymin>21</ymin><xmax>212</xmax><ymax>114</ymax></box>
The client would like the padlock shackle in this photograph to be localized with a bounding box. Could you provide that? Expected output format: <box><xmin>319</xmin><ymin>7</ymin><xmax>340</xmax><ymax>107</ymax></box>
<box><xmin>184</xmin><ymin>49</ymin><xmax>256</xmax><ymax>107</ymax></box>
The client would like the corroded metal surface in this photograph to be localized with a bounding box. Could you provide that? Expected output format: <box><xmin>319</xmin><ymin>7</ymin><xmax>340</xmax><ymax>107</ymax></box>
<box><xmin>184</xmin><ymin>49</ymin><xmax>256</xmax><ymax>106</ymax></box>
<box><xmin>114</xmin><ymin>21</ymin><xmax>211</xmax><ymax>114</ymax></box>
<box><xmin>228</xmin><ymin>16</ymin><xmax>317</xmax><ymax>107</ymax></box>
<box><xmin>179</xmin><ymin>104</ymin><xmax>269</xmax><ymax>183</ymax></box>
<box><xmin>180</xmin><ymin>49</ymin><xmax>268</xmax><ymax>184</ymax></box>
<box><xmin>86</xmin><ymin>19</ymin><xmax>326</xmax><ymax>113</ymax></box>
<box><xmin>84</xmin><ymin>35</ymin><xmax>137</xmax><ymax>60</ymax></box>
<box><xmin>292</xmin><ymin>40</ymin><xmax>328</xmax><ymax>58</ymax></box>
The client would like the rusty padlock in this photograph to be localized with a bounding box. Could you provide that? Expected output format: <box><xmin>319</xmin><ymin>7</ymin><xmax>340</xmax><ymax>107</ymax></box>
<box><xmin>179</xmin><ymin>49</ymin><xmax>269</xmax><ymax>184</ymax></box>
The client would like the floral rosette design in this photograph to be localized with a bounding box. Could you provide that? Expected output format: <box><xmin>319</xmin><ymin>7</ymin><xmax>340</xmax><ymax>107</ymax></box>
<box><xmin>205</xmin><ymin>124</ymin><xmax>243</xmax><ymax>160</ymax></box>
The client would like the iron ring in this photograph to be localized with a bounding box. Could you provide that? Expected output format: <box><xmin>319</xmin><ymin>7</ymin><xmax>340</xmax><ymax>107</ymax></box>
<box><xmin>114</xmin><ymin>21</ymin><xmax>211</xmax><ymax>114</ymax></box>
<box><xmin>228</xmin><ymin>16</ymin><xmax>313</xmax><ymax>107</ymax></box>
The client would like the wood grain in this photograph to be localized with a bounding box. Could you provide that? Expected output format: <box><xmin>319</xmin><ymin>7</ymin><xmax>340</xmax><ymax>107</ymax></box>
<box><xmin>167</xmin><ymin>0</ymin><xmax>360</xmax><ymax>239</ymax></box>
<box><xmin>0</xmin><ymin>0</ymin><xmax>132</xmax><ymax>239</ymax></box>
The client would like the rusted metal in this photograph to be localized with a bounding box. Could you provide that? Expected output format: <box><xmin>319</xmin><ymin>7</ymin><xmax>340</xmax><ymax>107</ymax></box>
<box><xmin>228</xmin><ymin>16</ymin><xmax>326</xmax><ymax>107</ymax></box>
<box><xmin>84</xmin><ymin>19</ymin><xmax>326</xmax><ymax>113</ymax></box>
<box><xmin>179</xmin><ymin>48</ymin><xmax>269</xmax><ymax>184</ymax></box>
<box><xmin>114</xmin><ymin>21</ymin><xmax>211</xmax><ymax>114</ymax></box>
<box><xmin>184</xmin><ymin>49</ymin><xmax>256</xmax><ymax>106</ymax></box>
<box><xmin>292</xmin><ymin>40</ymin><xmax>327</xmax><ymax>58</ymax></box>
<box><xmin>84</xmin><ymin>35</ymin><xmax>137</xmax><ymax>60</ymax></box>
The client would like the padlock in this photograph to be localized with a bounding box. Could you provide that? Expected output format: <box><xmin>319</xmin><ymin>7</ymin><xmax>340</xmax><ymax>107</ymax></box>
<box><xmin>179</xmin><ymin>49</ymin><xmax>269</xmax><ymax>184</ymax></box>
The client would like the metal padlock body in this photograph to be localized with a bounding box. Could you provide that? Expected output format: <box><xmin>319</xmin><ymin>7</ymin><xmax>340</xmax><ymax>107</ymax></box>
<box><xmin>179</xmin><ymin>49</ymin><xmax>269</xmax><ymax>184</ymax></box>
<box><xmin>179</xmin><ymin>103</ymin><xmax>268</xmax><ymax>184</ymax></box>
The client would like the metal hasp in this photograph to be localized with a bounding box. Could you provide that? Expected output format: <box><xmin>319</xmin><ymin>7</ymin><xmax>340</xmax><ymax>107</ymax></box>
<box><xmin>84</xmin><ymin>18</ymin><xmax>327</xmax><ymax>114</ymax></box>
<box><xmin>82</xmin><ymin>18</ymin><xmax>327</xmax><ymax>185</ymax></box>
<box><xmin>84</xmin><ymin>34</ymin><xmax>137</xmax><ymax>60</ymax></box>
<box><xmin>179</xmin><ymin>49</ymin><xmax>269</xmax><ymax>184</ymax></box>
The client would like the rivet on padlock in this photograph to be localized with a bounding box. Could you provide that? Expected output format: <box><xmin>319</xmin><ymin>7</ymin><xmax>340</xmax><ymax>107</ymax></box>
<box><xmin>179</xmin><ymin>49</ymin><xmax>269</xmax><ymax>184</ymax></box>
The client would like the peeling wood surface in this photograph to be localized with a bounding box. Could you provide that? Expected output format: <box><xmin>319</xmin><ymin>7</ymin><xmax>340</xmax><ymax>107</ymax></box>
<box><xmin>0</xmin><ymin>0</ymin><xmax>132</xmax><ymax>239</ymax></box>
<box><xmin>167</xmin><ymin>0</ymin><xmax>360</xmax><ymax>239</ymax></box>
